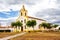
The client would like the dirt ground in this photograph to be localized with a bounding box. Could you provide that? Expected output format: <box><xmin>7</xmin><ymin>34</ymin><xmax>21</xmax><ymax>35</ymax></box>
<box><xmin>10</xmin><ymin>32</ymin><xmax>60</xmax><ymax>40</ymax></box>
<box><xmin>0</xmin><ymin>32</ymin><xmax>20</xmax><ymax>38</ymax></box>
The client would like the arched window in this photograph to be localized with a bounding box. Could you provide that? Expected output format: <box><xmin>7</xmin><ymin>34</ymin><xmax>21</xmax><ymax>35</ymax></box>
<box><xmin>21</xmin><ymin>13</ymin><xmax>22</xmax><ymax>16</ymax></box>
<box><xmin>25</xmin><ymin>13</ymin><xmax>26</xmax><ymax>16</ymax></box>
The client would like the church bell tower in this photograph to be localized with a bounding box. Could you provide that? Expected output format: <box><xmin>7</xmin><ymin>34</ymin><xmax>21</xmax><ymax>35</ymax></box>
<box><xmin>16</xmin><ymin>5</ymin><xmax>27</xmax><ymax>21</ymax></box>
<box><xmin>16</xmin><ymin>5</ymin><xmax>28</xmax><ymax>30</ymax></box>
<box><xmin>20</xmin><ymin>5</ymin><xmax>27</xmax><ymax>17</ymax></box>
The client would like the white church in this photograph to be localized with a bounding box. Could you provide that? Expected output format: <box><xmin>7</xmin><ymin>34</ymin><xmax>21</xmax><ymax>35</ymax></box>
<box><xmin>16</xmin><ymin>5</ymin><xmax>46</xmax><ymax>31</ymax></box>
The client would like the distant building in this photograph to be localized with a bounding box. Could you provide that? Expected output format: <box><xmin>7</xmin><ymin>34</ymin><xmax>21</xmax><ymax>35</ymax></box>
<box><xmin>0</xmin><ymin>26</ymin><xmax>14</xmax><ymax>32</ymax></box>
<box><xmin>16</xmin><ymin>5</ymin><xmax>46</xmax><ymax>31</ymax></box>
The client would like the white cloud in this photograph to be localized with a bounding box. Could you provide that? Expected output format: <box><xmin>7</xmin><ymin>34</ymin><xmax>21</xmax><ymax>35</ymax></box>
<box><xmin>0</xmin><ymin>17</ymin><xmax>18</xmax><ymax>26</ymax></box>
<box><xmin>0</xmin><ymin>0</ymin><xmax>58</xmax><ymax>12</ymax></box>
<box><xmin>26</xmin><ymin>0</ymin><xmax>58</xmax><ymax>17</ymax></box>
<box><xmin>0</xmin><ymin>0</ymin><xmax>60</xmax><ymax>26</ymax></box>
<box><xmin>0</xmin><ymin>17</ymin><xmax>17</xmax><ymax>20</ymax></box>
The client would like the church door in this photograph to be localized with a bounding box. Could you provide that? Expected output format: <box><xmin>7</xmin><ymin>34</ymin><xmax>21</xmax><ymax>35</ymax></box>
<box><xmin>21</xmin><ymin>26</ymin><xmax>23</xmax><ymax>31</ymax></box>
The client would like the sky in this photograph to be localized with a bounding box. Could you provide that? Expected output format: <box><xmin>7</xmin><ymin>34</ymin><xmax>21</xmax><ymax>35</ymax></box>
<box><xmin>0</xmin><ymin>0</ymin><xmax>60</xmax><ymax>26</ymax></box>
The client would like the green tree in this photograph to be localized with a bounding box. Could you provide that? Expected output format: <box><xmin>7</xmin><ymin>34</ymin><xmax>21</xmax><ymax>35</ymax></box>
<box><xmin>16</xmin><ymin>21</ymin><xmax>22</xmax><ymax>27</ymax></box>
<box><xmin>11</xmin><ymin>21</ymin><xmax>23</xmax><ymax>31</ymax></box>
<box><xmin>46</xmin><ymin>23</ymin><xmax>52</xmax><ymax>29</ymax></box>
<box><xmin>11</xmin><ymin>22</ymin><xmax>17</xmax><ymax>32</ymax></box>
<box><xmin>16</xmin><ymin>21</ymin><xmax>23</xmax><ymax>31</ymax></box>
<box><xmin>31</xmin><ymin>20</ymin><xmax>36</xmax><ymax>30</ymax></box>
<box><xmin>26</xmin><ymin>20</ymin><xmax>36</xmax><ymax>31</ymax></box>
<box><xmin>52</xmin><ymin>24</ymin><xmax>58</xmax><ymax>28</ymax></box>
<box><xmin>40</xmin><ymin>22</ymin><xmax>52</xmax><ymax>29</ymax></box>
<box><xmin>40</xmin><ymin>22</ymin><xmax>47</xmax><ymax>29</ymax></box>
<box><xmin>26</xmin><ymin>20</ymin><xmax>31</xmax><ymax>27</ymax></box>
<box><xmin>11</xmin><ymin>22</ymin><xmax>17</xmax><ymax>28</ymax></box>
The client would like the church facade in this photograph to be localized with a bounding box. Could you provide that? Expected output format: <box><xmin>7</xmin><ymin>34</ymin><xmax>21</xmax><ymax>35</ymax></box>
<box><xmin>16</xmin><ymin>5</ymin><xmax>46</xmax><ymax>31</ymax></box>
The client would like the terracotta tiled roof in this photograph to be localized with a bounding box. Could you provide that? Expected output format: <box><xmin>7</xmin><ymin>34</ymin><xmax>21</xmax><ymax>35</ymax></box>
<box><xmin>0</xmin><ymin>26</ymin><xmax>12</xmax><ymax>28</ymax></box>
<box><xmin>27</xmin><ymin>16</ymin><xmax>46</xmax><ymax>21</ymax></box>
